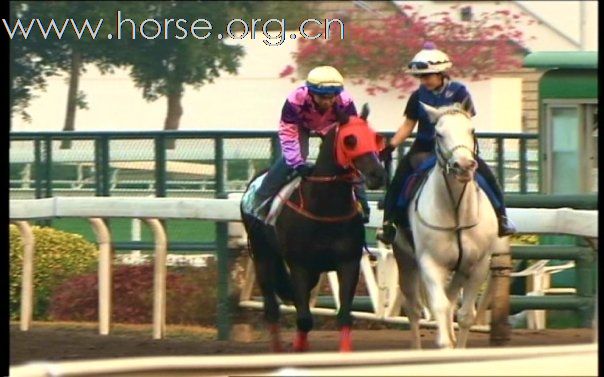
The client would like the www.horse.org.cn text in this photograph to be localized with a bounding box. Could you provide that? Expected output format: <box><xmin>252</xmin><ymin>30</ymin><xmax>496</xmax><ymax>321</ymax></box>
<box><xmin>3</xmin><ymin>11</ymin><xmax>345</xmax><ymax>46</ymax></box>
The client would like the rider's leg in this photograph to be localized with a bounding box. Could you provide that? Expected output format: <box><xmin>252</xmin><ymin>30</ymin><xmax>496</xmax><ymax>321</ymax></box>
<box><xmin>254</xmin><ymin>157</ymin><xmax>295</xmax><ymax>218</ymax></box>
<box><xmin>353</xmin><ymin>183</ymin><xmax>370</xmax><ymax>223</ymax></box>
<box><xmin>378</xmin><ymin>153</ymin><xmax>414</xmax><ymax>244</ymax></box>
<box><xmin>475</xmin><ymin>157</ymin><xmax>516</xmax><ymax>236</ymax></box>
<box><xmin>256</xmin><ymin>131</ymin><xmax>310</xmax><ymax>219</ymax></box>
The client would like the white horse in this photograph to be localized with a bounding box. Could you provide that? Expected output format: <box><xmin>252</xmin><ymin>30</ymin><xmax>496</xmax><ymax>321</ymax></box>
<box><xmin>392</xmin><ymin>102</ymin><xmax>510</xmax><ymax>349</ymax></box>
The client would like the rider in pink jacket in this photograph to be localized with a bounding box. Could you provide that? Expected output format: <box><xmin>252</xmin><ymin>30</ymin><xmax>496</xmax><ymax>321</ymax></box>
<box><xmin>279</xmin><ymin>85</ymin><xmax>357</xmax><ymax>168</ymax></box>
<box><xmin>254</xmin><ymin>66</ymin><xmax>370</xmax><ymax>221</ymax></box>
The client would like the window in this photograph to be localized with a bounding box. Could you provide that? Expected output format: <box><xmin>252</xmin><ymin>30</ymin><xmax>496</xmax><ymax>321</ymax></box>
<box><xmin>544</xmin><ymin>101</ymin><xmax>598</xmax><ymax>194</ymax></box>
<box><xmin>587</xmin><ymin>105</ymin><xmax>597</xmax><ymax>192</ymax></box>
<box><xmin>460</xmin><ymin>6</ymin><xmax>473</xmax><ymax>21</ymax></box>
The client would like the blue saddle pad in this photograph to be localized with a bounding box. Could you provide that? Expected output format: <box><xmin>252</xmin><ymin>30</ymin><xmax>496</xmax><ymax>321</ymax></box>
<box><xmin>395</xmin><ymin>156</ymin><xmax>500</xmax><ymax>209</ymax></box>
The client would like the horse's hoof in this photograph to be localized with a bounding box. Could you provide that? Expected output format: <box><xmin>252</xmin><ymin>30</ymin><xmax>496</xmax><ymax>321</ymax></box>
<box><xmin>293</xmin><ymin>341</ymin><xmax>309</xmax><ymax>352</ymax></box>
<box><xmin>339</xmin><ymin>326</ymin><xmax>353</xmax><ymax>352</ymax></box>
<box><xmin>270</xmin><ymin>343</ymin><xmax>284</xmax><ymax>353</ymax></box>
<box><xmin>293</xmin><ymin>332</ymin><xmax>309</xmax><ymax>352</ymax></box>
<box><xmin>339</xmin><ymin>343</ymin><xmax>353</xmax><ymax>352</ymax></box>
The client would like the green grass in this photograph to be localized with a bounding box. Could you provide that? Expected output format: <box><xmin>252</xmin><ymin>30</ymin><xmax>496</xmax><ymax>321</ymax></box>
<box><xmin>48</xmin><ymin>219</ymin><xmax>216</xmax><ymax>245</ymax></box>
<box><xmin>47</xmin><ymin>219</ymin><xmax>379</xmax><ymax>248</ymax></box>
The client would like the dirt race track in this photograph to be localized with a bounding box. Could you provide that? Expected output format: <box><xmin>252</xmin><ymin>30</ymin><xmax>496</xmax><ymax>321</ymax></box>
<box><xmin>10</xmin><ymin>323</ymin><xmax>596</xmax><ymax>367</ymax></box>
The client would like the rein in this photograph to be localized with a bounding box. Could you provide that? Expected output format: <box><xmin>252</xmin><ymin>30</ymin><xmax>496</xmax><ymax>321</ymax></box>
<box><xmin>413</xmin><ymin>111</ymin><xmax>481</xmax><ymax>271</ymax></box>
<box><xmin>304</xmin><ymin>171</ymin><xmax>363</xmax><ymax>184</ymax></box>
<box><xmin>281</xmin><ymin>117</ymin><xmax>380</xmax><ymax>223</ymax></box>
<box><xmin>418</xmin><ymin>136</ymin><xmax>480</xmax><ymax>232</ymax></box>
<box><xmin>283</xmin><ymin>174</ymin><xmax>361</xmax><ymax>223</ymax></box>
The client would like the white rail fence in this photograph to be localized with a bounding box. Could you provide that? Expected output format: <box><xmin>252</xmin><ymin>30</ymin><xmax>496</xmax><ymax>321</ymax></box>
<box><xmin>10</xmin><ymin>344</ymin><xmax>597</xmax><ymax>377</ymax></box>
<box><xmin>9</xmin><ymin>197</ymin><xmax>598</xmax><ymax>339</ymax></box>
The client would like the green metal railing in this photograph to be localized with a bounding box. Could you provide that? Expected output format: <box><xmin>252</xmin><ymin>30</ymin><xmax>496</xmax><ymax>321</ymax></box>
<box><xmin>10</xmin><ymin>130</ymin><xmax>540</xmax><ymax>199</ymax></box>
<box><xmin>8</xmin><ymin>130</ymin><xmax>552</xmax><ymax>338</ymax></box>
<box><xmin>9</xmin><ymin>131</ymin><xmax>597</xmax><ymax>339</ymax></box>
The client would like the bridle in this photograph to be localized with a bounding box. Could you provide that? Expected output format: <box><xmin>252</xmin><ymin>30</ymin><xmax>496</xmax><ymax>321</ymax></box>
<box><xmin>283</xmin><ymin>124</ymin><xmax>372</xmax><ymax>223</ymax></box>
<box><xmin>433</xmin><ymin>109</ymin><xmax>479</xmax><ymax>176</ymax></box>
<box><xmin>414</xmin><ymin>108</ymin><xmax>481</xmax><ymax>271</ymax></box>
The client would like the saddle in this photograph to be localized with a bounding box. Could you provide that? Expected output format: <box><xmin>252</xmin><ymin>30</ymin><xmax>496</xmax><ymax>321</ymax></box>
<box><xmin>396</xmin><ymin>153</ymin><xmax>436</xmax><ymax>210</ymax></box>
<box><xmin>241</xmin><ymin>173</ymin><xmax>302</xmax><ymax>226</ymax></box>
<box><xmin>395</xmin><ymin>153</ymin><xmax>501</xmax><ymax>217</ymax></box>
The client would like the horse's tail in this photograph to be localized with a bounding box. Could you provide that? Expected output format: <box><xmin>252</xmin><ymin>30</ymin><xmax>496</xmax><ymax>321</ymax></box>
<box><xmin>240</xmin><ymin>210</ymin><xmax>294</xmax><ymax>305</ymax></box>
<box><xmin>240</xmin><ymin>167</ymin><xmax>294</xmax><ymax>304</ymax></box>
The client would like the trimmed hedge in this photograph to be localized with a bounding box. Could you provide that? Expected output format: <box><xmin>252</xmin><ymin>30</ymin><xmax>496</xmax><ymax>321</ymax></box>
<box><xmin>10</xmin><ymin>225</ymin><xmax>98</xmax><ymax>320</ymax></box>
<box><xmin>50</xmin><ymin>261</ymin><xmax>218</xmax><ymax>325</ymax></box>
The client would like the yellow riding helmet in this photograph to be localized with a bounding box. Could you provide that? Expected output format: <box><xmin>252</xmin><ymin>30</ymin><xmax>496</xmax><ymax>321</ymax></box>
<box><xmin>306</xmin><ymin>66</ymin><xmax>344</xmax><ymax>95</ymax></box>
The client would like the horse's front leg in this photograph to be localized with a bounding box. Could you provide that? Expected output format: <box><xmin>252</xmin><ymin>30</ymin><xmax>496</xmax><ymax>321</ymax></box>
<box><xmin>456</xmin><ymin>256</ymin><xmax>490</xmax><ymax>348</ymax></box>
<box><xmin>336</xmin><ymin>258</ymin><xmax>361</xmax><ymax>352</ymax></box>
<box><xmin>289</xmin><ymin>266</ymin><xmax>320</xmax><ymax>352</ymax></box>
<box><xmin>420</xmin><ymin>255</ymin><xmax>455</xmax><ymax>349</ymax></box>
<box><xmin>393</xmin><ymin>241</ymin><xmax>424</xmax><ymax>349</ymax></box>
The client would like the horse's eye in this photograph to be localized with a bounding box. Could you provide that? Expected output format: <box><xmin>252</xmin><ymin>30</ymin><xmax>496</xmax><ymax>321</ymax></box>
<box><xmin>343</xmin><ymin>135</ymin><xmax>357</xmax><ymax>149</ymax></box>
<box><xmin>436</xmin><ymin>133</ymin><xmax>443</xmax><ymax>139</ymax></box>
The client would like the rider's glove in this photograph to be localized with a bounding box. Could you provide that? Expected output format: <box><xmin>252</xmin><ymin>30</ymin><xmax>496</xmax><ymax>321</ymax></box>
<box><xmin>295</xmin><ymin>163</ymin><xmax>314</xmax><ymax>178</ymax></box>
<box><xmin>378</xmin><ymin>144</ymin><xmax>395</xmax><ymax>161</ymax></box>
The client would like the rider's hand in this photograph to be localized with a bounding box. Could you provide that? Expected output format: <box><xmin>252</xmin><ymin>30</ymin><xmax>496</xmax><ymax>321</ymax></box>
<box><xmin>295</xmin><ymin>163</ymin><xmax>314</xmax><ymax>178</ymax></box>
<box><xmin>379</xmin><ymin>144</ymin><xmax>395</xmax><ymax>161</ymax></box>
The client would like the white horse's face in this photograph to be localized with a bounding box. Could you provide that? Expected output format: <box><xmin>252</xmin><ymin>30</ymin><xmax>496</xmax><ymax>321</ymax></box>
<box><xmin>422</xmin><ymin>102</ymin><xmax>477</xmax><ymax>183</ymax></box>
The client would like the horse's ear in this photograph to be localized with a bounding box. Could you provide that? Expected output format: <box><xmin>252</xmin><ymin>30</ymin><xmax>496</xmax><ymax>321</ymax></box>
<box><xmin>343</xmin><ymin>135</ymin><xmax>357</xmax><ymax>150</ymax></box>
<box><xmin>360</xmin><ymin>103</ymin><xmax>370</xmax><ymax>121</ymax></box>
<box><xmin>335</xmin><ymin>106</ymin><xmax>350</xmax><ymax>125</ymax></box>
<box><xmin>420</xmin><ymin>101</ymin><xmax>440</xmax><ymax>123</ymax></box>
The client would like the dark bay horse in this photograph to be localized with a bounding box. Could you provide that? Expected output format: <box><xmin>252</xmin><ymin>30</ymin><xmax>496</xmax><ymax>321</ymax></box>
<box><xmin>241</xmin><ymin>105</ymin><xmax>386</xmax><ymax>352</ymax></box>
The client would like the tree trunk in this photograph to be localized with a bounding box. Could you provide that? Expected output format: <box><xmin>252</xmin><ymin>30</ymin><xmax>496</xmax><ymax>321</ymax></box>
<box><xmin>163</xmin><ymin>88</ymin><xmax>183</xmax><ymax>149</ymax></box>
<box><xmin>61</xmin><ymin>50</ymin><xmax>82</xmax><ymax>149</ymax></box>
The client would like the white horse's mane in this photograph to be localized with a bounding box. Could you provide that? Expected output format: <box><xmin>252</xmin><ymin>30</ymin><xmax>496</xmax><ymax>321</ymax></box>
<box><xmin>434</xmin><ymin>104</ymin><xmax>472</xmax><ymax>120</ymax></box>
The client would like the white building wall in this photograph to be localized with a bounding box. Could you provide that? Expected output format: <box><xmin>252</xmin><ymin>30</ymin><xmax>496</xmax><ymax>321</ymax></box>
<box><xmin>12</xmin><ymin>35</ymin><xmax>412</xmax><ymax>133</ymax></box>
<box><xmin>9</xmin><ymin>36</ymin><xmax>522</xmax><ymax>134</ymax></box>
<box><xmin>394</xmin><ymin>1</ymin><xmax>597</xmax><ymax>52</ymax></box>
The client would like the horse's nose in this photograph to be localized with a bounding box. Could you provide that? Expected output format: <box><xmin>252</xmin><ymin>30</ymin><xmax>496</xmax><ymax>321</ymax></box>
<box><xmin>454</xmin><ymin>159</ymin><xmax>477</xmax><ymax>171</ymax></box>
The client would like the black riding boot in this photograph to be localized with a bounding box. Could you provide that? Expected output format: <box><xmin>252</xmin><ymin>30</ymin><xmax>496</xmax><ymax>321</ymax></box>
<box><xmin>496</xmin><ymin>206</ymin><xmax>517</xmax><ymax>237</ymax></box>
<box><xmin>377</xmin><ymin>212</ymin><xmax>397</xmax><ymax>244</ymax></box>
<box><xmin>254</xmin><ymin>157</ymin><xmax>294</xmax><ymax>220</ymax></box>
<box><xmin>377</xmin><ymin>155</ymin><xmax>412</xmax><ymax>245</ymax></box>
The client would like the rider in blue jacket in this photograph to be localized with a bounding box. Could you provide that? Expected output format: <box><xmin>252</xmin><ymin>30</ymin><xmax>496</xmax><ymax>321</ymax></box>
<box><xmin>378</xmin><ymin>42</ymin><xmax>516</xmax><ymax>245</ymax></box>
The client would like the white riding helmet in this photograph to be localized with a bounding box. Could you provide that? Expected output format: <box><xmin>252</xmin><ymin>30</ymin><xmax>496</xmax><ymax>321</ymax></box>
<box><xmin>406</xmin><ymin>42</ymin><xmax>452</xmax><ymax>75</ymax></box>
<box><xmin>306</xmin><ymin>66</ymin><xmax>344</xmax><ymax>95</ymax></box>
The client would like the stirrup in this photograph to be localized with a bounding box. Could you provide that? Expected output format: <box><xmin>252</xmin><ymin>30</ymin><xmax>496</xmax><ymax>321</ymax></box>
<box><xmin>253</xmin><ymin>197</ymin><xmax>271</xmax><ymax>221</ymax></box>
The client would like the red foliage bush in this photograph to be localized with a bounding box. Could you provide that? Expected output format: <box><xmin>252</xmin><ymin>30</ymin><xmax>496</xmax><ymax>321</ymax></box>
<box><xmin>286</xmin><ymin>4</ymin><xmax>535</xmax><ymax>98</ymax></box>
<box><xmin>49</xmin><ymin>262</ymin><xmax>218</xmax><ymax>325</ymax></box>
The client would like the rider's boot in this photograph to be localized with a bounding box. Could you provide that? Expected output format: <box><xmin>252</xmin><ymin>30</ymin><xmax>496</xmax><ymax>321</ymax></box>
<box><xmin>377</xmin><ymin>221</ymin><xmax>397</xmax><ymax>245</ymax></box>
<box><xmin>360</xmin><ymin>200</ymin><xmax>371</xmax><ymax>224</ymax></box>
<box><xmin>496</xmin><ymin>206</ymin><xmax>517</xmax><ymax>237</ymax></box>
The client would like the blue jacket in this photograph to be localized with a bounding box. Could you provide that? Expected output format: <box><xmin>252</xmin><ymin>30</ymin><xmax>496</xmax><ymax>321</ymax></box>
<box><xmin>414</xmin><ymin>80</ymin><xmax>476</xmax><ymax>143</ymax></box>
